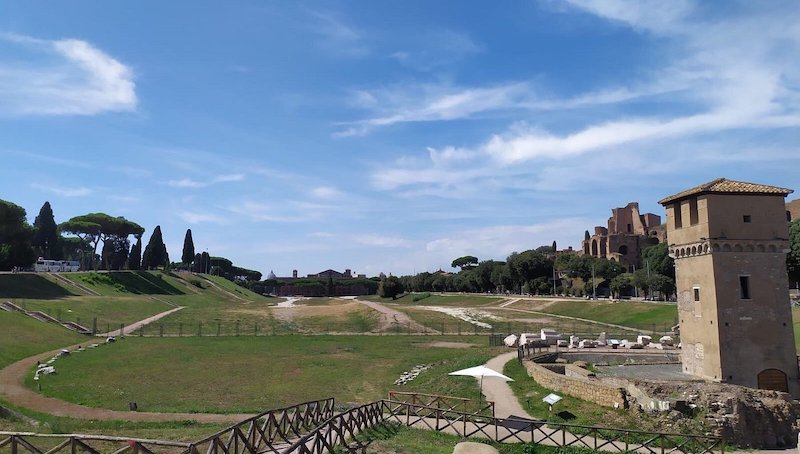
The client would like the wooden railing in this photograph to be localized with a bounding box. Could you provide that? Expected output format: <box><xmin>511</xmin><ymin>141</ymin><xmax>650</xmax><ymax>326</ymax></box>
<box><xmin>0</xmin><ymin>432</ymin><xmax>190</xmax><ymax>454</ymax></box>
<box><xmin>282</xmin><ymin>401</ymin><xmax>384</xmax><ymax>453</ymax></box>
<box><xmin>183</xmin><ymin>398</ymin><xmax>334</xmax><ymax>454</ymax></box>
<box><xmin>388</xmin><ymin>391</ymin><xmax>494</xmax><ymax>418</ymax></box>
<box><xmin>1</xmin><ymin>394</ymin><xmax>724</xmax><ymax>454</ymax></box>
<box><xmin>382</xmin><ymin>398</ymin><xmax>723</xmax><ymax>454</ymax></box>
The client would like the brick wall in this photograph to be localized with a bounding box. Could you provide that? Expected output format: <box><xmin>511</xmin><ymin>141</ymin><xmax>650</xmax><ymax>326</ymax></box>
<box><xmin>523</xmin><ymin>361</ymin><xmax>628</xmax><ymax>408</ymax></box>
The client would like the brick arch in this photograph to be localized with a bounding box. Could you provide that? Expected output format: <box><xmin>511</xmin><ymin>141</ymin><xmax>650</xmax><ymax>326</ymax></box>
<box><xmin>591</xmin><ymin>240</ymin><xmax>598</xmax><ymax>256</ymax></box>
<box><xmin>723</xmin><ymin>244</ymin><xmax>732</xmax><ymax>252</ymax></box>
<box><xmin>618</xmin><ymin>245</ymin><xmax>628</xmax><ymax>255</ymax></box>
<box><xmin>734</xmin><ymin>244</ymin><xmax>743</xmax><ymax>252</ymax></box>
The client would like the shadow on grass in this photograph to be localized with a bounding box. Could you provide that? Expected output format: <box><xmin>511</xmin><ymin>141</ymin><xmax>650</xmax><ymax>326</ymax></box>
<box><xmin>0</xmin><ymin>274</ymin><xmax>76</xmax><ymax>299</ymax></box>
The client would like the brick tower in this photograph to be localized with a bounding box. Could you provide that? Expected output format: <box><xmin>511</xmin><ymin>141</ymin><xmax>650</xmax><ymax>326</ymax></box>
<box><xmin>659</xmin><ymin>178</ymin><xmax>798</xmax><ymax>396</ymax></box>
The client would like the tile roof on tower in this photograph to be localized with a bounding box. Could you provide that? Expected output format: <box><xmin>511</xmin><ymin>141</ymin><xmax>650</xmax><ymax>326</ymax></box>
<box><xmin>659</xmin><ymin>178</ymin><xmax>793</xmax><ymax>205</ymax></box>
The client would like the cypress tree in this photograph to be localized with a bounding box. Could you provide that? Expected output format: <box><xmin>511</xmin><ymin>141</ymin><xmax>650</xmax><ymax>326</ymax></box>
<box><xmin>192</xmin><ymin>253</ymin><xmax>202</xmax><ymax>272</ymax></box>
<box><xmin>128</xmin><ymin>236</ymin><xmax>142</xmax><ymax>270</ymax></box>
<box><xmin>584</xmin><ymin>230</ymin><xmax>591</xmax><ymax>241</ymax></box>
<box><xmin>200</xmin><ymin>251</ymin><xmax>210</xmax><ymax>274</ymax></box>
<box><xmin>552</xmin><ymin>240</ymin><xmax>557</xmax><ymax>252</ymax></box>
<box><xmin>142</xmin><ymin>225</ymin><xmax>169</xmax><ymax>270</ymax></box>
<box><xmin>33</xmin><ymin>201</ymin><xmax>60</xmax><ymax>259</ymax></box>
<box><xmin>181</xmin><ymin>229</ymin><xmax>195</xmax><ymax>266</ymax></box>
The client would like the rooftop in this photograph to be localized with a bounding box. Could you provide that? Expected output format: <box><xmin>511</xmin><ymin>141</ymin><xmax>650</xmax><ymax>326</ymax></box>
<box><xmin>658</xmin><ymin>178</ymin><xmax>793</xmax><ymax>205</ymax></box>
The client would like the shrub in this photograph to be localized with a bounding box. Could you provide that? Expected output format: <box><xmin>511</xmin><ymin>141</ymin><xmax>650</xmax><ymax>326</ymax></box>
<box><xmin>412</xmin><ymin>292</ymin><xmax>431</xmax><ymax>302</ymax></box>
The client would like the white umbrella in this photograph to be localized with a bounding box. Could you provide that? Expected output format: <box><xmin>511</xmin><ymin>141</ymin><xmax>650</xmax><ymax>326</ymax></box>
<box><xmin>449</xmin><ymin>365</ymin><xmax>513</xmax><ymax>400</ymax></box>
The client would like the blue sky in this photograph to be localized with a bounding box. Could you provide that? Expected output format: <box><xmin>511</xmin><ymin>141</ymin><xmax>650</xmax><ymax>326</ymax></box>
<box><xmin>1</xmin><ymin>1</ymin><xmax>799</xmax><ymax>277</ymax></box>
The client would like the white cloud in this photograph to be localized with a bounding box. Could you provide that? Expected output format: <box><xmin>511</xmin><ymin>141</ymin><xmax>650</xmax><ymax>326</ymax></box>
<box><xmin>167</xmin><ymin>178</ymin><xmax>205</xmax><ymax>188</ymax></box>
<box><xmin>167</xmin><ymin>173</ymin><xmax>245</xmax><ymax>188</ymax></box>
<box><xmin>178</xmin><ymin>211</ymin><xmax>229</xmax><ymax>225</ymax></box>
<box><xmin>310</xmin><ymin>186</ymin><xmax>343</xmax><ymax>199</ymax></box>
<box><xmin>355</xmin><ymin>234</ymin><xmax>414</xmax><ymax>248</ymax></box>
<box><xmin>0</xmin><ymin>33</ymin><xmax>136</xmax><ymax>116</ymax></box>
<box><xmin>335</xmin><ymin>79</ymin><xmax>683</xmax><ymax>137</ymax></box>
<box><xmin>369</xmin><ymin>1</ymin><xmax>800</xmax><ymax>193</ymax></box>
<box><xmin>212</xmin><ymin>173</ymin><xmax>245</xmax><ymax>183</ymax></box>
<box><xmin>30</xmin><ymin>183</ymin><xmax>91</xmax><ymax>197</ymax></box>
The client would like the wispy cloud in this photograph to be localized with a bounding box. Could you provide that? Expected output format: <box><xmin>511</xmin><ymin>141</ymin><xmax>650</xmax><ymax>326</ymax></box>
<box><xmin>167</xmin><ymin>173</ymin><xmax>245</xmax><ymax>188</ymax></box>
<box><xmin>390</xmin><ymin>28</ymin><xmax>484</xmax><ymax>71</ymax></box>
<box><xmin>30</xmin><ymin>183</ymin><xmax>91</xmax><ymax>197</ymax></box>
<box><xmin>310</xmin><ymin>186</ymin><xmax>344</xmax><ymax>199</ymax></box>
<box><xmin>305</xmin><ymin>9</ymin><xmax>368</xmax><ymax>58</ymax></box>
<box><xmin>369</xmin><ymin>1</ymin><xmax>800</xmax><ymax>194</ymax></box>
<box><xmin>334</xmin><ymin>79</ymin><xmax>681</xmax><ymax>137</ymax></box>
<box><xmin>355</xmin><ymin>234</ymin><xmax>414</xmax><ymax>248</ymax></box>
<box><xmin>0</xmin><ymin>33</ymin><xmax>136</xmax><ymax>116</ymax></box>
<box><xmin>178</xmin><ymin>211</ymin><xmax>229</xmax><ymax>225</ymax></box>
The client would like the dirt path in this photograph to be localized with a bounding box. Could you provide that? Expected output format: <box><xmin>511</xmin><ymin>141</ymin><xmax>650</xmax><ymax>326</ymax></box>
<box><xmin>95</xmin><ymin>306</ymin><xmax>184</xmax><ymax>337</ymax></box>
<box><xmin>481</xmin><ymin>352</ymin><xmax>533</xmax><ymax>419</ymax></box>
<box><xmin>0</xmin><ymin>307</ymin><xmax>253</xmax><ymax>423</ymax></box>
<box><xmin>349</xmin><ymin>297</ymin><xmax>435</xmax><ymax>333</ymax></box>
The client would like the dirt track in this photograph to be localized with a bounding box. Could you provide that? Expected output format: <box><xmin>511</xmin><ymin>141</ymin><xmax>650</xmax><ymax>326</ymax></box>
<box><xmin>0</xmin><ymin>307</ymin><xmax>252</xmax><ymax>423</ymax></box>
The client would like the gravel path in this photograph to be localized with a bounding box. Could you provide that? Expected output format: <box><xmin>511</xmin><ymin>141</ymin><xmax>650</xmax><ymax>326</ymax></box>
<box><xmin>481</xmin><ymin>352</ymin><xmax>533</xmax><ymax>419</ymax></box>
<box><xmin>95</xmin><ymin>306</ymin><xmax>184</xmax><ymax>337</ymax></box>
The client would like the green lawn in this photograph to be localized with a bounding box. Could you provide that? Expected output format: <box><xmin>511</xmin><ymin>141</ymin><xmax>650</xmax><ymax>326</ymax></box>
<box><xmin>0</xmin><ymin>397</ymin><xmax>229</xmax><ymax>441</ymax></box>
<box><xmin>30</xmin><ymin>336</ymin><xmax>500</xmax><ymax>413</ymax></box>
<box><xmin>527</xmin><ymin>299</ymin><xmax>678</xmax><ymax>331</ymax></box>
<box><xmin>0</xmin><ymin>311</ymin><xmax>86</xmax><ymax>369</ymax></box>
<box><xmin>12</xmin><ymin>296</ymin><xmax>171</xmax><ymax>330</ymax></box>
<box><xmin>196</xmin><ymin>274</ymin><xmax>274</xmax><ymax>302</ymax></box>
<box><xmin>0</xmin><ymin>274</ymin><xmax>75</xmax><ymax>299</ymax></box>
<box><xmin>59</xmin><ymin>272</ymin><xmax>187</xmax><ymax>296</ymax></box>
<box><xmin>792</xmin><ymin>307</ymin><xmax>800</xmax><ymax>351</ymax></box>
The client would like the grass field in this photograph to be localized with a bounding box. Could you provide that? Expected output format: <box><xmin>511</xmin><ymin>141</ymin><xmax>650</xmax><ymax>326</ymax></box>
<box><xmin>12</xmin><ymin>296</ymin><xmax>172</xmax><ymax>329</ymax></box>
<box><xmin>512</xmin><ymin>299</ymin><xmax>678</xmax><ymax>331</ymax></box>
<box><xmin>29</xmin><ymin>336</ymin><xmax>501</xmax><ymax>413</ymax></box>
<box><xmin>363</xmin><ymin>293</ymin><xmax>503</xmax><ymax>307</ymax></box>
<box><xmin>197</xmin><ymin>274</ymin><xmax>271</xmax><ymax>301</ymax></box>
<box><xmin>0</xmin><ymin>311</ymin><xmax>86</xmax><ymax>369</ymax></box>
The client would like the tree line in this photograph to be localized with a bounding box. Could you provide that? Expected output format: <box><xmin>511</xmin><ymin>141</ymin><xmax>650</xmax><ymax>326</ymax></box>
<box><xmin>0</xmin><ymin>198</ymin><xmax>259</xmax><ymax>281</ymax></box>
<box><xmin>393</xmin><ymin>243</ymin><xmax>678</xmax><ymax>300</ymax></box>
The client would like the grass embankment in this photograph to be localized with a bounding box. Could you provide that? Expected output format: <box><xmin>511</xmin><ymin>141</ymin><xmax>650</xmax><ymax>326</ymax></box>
<box><xmin>11</xmin><ymin>296</ymin><xmax>171</xmax><ymax>329</ymax></box>
<box><xmin>30</xmin><ymin>336</ymin><xmax>500</xmax><ymax>413</ymax></box>
<box><xmin>0</xmin><ymin>311</ymin><xmax>86</xmax><ymax>369</ymax></box>
<box><xmin>0</xmin><ymin>274</ymin><xmax>76</xmax><ymax>299</ymax></box>
<box><xmin>513</xmin><ymin>299</ymin><xmax>678</xmax><ymax>332</ymax></box>
<box><xmin>196</xmin><ymin>274</ymin><xmax>270</xmax><ymax>301</ymax></box>
<box><xmin>59</xmin><ymin>271</ymin><xmax>187</xmax><ymax>296</ymax></box>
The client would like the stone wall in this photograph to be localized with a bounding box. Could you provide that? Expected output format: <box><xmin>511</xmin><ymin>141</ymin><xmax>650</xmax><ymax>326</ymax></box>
<box><xmin>523</xmin><ymin>361</ymin><xmax>628</xmax><ymax>408</ymax></box>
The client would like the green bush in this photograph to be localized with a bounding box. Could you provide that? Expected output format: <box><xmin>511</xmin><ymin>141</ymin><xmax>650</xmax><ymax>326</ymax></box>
<box><xmin>412</xmin><ymin>292</ymin><xmax>431</xmax><ymax>302</ymax></box>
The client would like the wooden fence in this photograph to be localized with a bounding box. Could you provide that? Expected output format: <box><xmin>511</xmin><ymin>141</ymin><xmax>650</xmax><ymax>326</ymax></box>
<box><xmin>1</xmin><ymin>394</ymin><xmax>724</xmax><ymax>454</ymax></box>
<box><xmin>0</xmin><ymin>432</ymin><xmax>190</xmax><ymax>454</ymax></box>
<box><xmin>183</xmin><ymin>398</ymin><xmax>334</xmax><ymax>454</ymax></box>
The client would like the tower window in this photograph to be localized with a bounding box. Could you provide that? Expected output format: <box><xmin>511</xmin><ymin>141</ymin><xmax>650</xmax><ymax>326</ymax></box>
<box><xmin>739</xmin><ymin>276</ymin><xmax>750</xmax><ymax>300</ymax></box>
<box><xmin>693</xmin><ymin>287</ymin><xmax>700</xmax><ymax>302</ymax></box>
<box><xmin>689</xmin><ymin>198</ymin><xmax>699</xmax><ymax>225</ymax></box>
<box><xmin>673</xmin><ymin>203</ymin><xmax>683</xmax><ymax>229</ymax></box>
<box><xmin>743</xmin><ymin>215</ymin><xmax>752</xmax><ymax>223</ymax></box>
